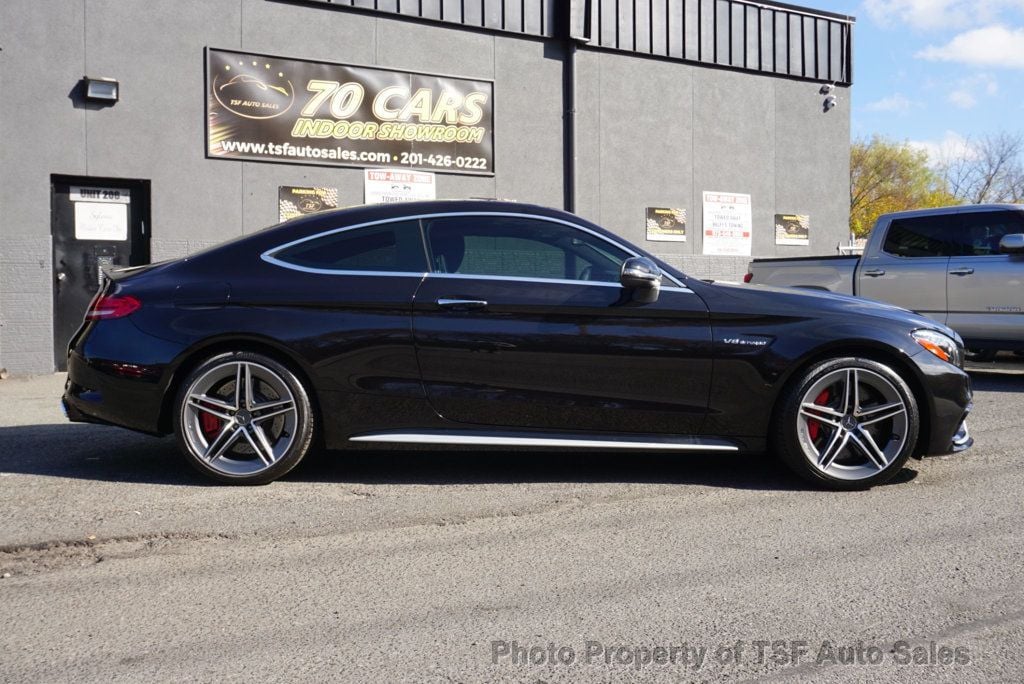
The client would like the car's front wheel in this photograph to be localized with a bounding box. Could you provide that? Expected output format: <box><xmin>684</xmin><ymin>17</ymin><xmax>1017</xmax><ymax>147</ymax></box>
<box><xmin>775</xmin><ymin>357</ymin><xmax>919</xmax><ymax>490</ymax></box>
<box><xmin>173</xmin><ymin>351</ymin><xmax>315</xmax><ymax>484</ymax></box>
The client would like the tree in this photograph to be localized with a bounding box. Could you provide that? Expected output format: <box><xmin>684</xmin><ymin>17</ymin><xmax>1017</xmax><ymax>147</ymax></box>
<box><xmin>937</xmin><ymin>132</ymin><xmax>1024</xmax><ymax>204</ymax></box>
<box><xmin>849</xmin><ymin>135</ymin><xmax>958</xmax><ymax>238</ymax></box>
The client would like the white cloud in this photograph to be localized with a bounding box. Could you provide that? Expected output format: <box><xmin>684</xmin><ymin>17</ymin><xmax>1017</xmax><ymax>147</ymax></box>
<box><xmin>864</xmin><ymin>93</ymin><xmax>915</xmax><ymax>113</ymax></box>
<box><xmin>948</xmin><ymin>90</ymin><xmax>977</xmax><ymax>108</ymax></box>
<box><xmin>917</xmin><ymin>25</ymin><xmax>1024</xmax><ymax>68</ymax></box>
<box><xmin>865</xmin><ymin>0</ymin><xmax>1024</xmax><ymax>31</ymax></box>
<box><xmin>908</xmin><ymin>130</ymin><xmax>977</xmax><ymax>165</ymax></box>
<box><xmin>947</xmin><ymin>73</ymin><xmax>999</xmax><ymax>108</ymax></box>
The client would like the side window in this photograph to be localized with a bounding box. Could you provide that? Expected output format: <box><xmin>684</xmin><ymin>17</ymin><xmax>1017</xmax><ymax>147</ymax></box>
<box><xmin>959</xmin><ymin>211</ymin><xmax>1024</xmax><ymax>256</ymax></box>
<box><xmin>882</xmin><ymin>215</ymin><xmax>959</xmax><ymax>258</ymax></box>
<box><xmin>271</xmin><ymin>220</ymin><xmax>427</xmax><ymax>272</ymax></box>
<box><xmin>422</xmin><ymin>216</ymin><xmax>628</xmax><ymax>282</ymax></box>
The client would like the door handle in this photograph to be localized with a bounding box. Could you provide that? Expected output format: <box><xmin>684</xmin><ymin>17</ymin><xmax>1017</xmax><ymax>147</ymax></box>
<box><xmin>949</xmin><ymin>267</ymin><xmax>975</xmax><ymax>276</ymax></box>
<box><xmin>437</xmin><ymin>298</ymin><xmax>488</xmax><ymax>310</ymax></box>
<box><xmin>862</xmin><ymin>268</ymin><xmax>886</xmax><ymax>277</ymax></box>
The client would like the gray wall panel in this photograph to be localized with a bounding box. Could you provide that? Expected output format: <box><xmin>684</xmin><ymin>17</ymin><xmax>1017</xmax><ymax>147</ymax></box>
<box><xmin>491</xmin><ymin>36</ymin><xmax>565</xmax><ymax>207</ymax></box>
<box><xmin>691</xmin><ymin>67</ymin><xmax>775</xmax><ymax>261</ymax></box>
<box><xmin>0</xmin><ymin>0</ymin><xmax>850</xmax><ymax>374</ymax></box>
<box><xmin>376</xmin><ymin>15</ymin><xmax>495</xmax><ymax>77</ymax></box>
<box><xmin>577</xmin><ymin>53</ymin><xmax>695</xmax><ymax>258</ymax></box>
<box><xmin>0</xmin><ymin>0</ymin><xmax>88</xmax><ymax>373</ymax></box>
<box><xmin>241</xmin><ymin>0</ymin><xmax>376</xmax><ymax>66</ymax></box>
<box><xmin>85</xmin><ymin>0</ymin><xmax>242</xmax><ymax>251</ymax></box>
<box><xmin>574</xmin><ymin>48</ymin><xmax>849</xmax><ymax>283</ymax></box>
<box><xmin>774</xmin><ymin>79</ymin><xmax>851</xmax><ymax>255</ymax></box>
<box><xmin>572</xmin><ymin>50</ymin><xmax>604</xmax><ymax>225</ymax></box>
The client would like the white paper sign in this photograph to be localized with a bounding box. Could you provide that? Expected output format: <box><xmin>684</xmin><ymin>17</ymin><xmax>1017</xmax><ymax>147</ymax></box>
<box><xmin>364</xmin><ymin>169</ymin><xmax>436</xmax><ymax>204</ymax></box>
<box><xmin>70</xmin><ymin>186</ymin><xmax>131</xmax><ymax>204</ymax></box>
<box><xmin>702</xmin><ymin>191</ymin><xmax>752</xmax><ymax>256</ymax></box>
<box><xmin>75</xmin><ymin>202</ymin><xmax>128</xmax><ymax>241</ymax></box>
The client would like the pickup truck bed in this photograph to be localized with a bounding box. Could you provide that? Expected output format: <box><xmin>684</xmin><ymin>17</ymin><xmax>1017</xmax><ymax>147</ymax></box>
<box><xmin>748</xmin><ymin>255</ymin><xmax>858</xmax><ymax>295</ymax></box>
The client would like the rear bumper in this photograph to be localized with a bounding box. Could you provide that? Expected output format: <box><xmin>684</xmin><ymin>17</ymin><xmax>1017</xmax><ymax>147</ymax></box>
<box><xmin>63</xmin><ymin>349</ymin><xmax>167</xmax><ymax>435</ymax></box>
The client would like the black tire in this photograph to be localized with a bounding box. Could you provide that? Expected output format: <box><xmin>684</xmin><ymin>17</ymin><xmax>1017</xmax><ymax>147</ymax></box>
<box><xmin>172</xmin><ymin>351</ymin><xmax>315</xmax><ymax>485</ymax></box>
<box><xmin>774</xmin><ymin>357</ymin><xmax>920</xmax><ymax>490</ymax></box>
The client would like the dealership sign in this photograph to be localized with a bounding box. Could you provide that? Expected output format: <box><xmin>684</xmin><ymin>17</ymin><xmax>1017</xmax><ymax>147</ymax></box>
<box><xmin>206</xmin><ymin>48</ymin><xmax>494</xmax><ymax>175</ymax></box>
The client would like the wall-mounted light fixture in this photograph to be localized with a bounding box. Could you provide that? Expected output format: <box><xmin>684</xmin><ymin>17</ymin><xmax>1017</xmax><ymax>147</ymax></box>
<box><xmin>83</xmin><ymin>77</ymin><xmax>119</xmax><ymax>104</ymax></box>
<box><xmin>820</xmin><ymin>83</ymin><xmax>837</xmax><ymax>112</ymax></box>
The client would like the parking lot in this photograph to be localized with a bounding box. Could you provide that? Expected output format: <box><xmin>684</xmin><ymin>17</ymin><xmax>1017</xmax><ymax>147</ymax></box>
<box><xmin>1</xmin><ymin>369</ymin><xmax>1022</xmax><ymax>683</ymax></box>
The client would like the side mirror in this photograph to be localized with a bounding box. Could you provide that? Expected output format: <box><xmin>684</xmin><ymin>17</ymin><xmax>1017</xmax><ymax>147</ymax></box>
<box><xmin>999</xmin><ymin>233</ymin><xmax>1024</xmax><ymax>255</ymax></box>
<box><xmin>620</xmin><ymin>256</ymin><xmax>662</xmax><ymax>303</ymax></box>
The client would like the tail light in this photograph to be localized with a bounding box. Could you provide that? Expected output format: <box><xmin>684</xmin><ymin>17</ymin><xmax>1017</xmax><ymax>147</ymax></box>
<box><xmin>743</xmin><ymin>272</ymin><xmax>753</xmax><ymax>283</ymax></box>
<box><xmin>85</xmin><ymin>295</ymin><xmax>141</xmax><ymax>320</ymax></box>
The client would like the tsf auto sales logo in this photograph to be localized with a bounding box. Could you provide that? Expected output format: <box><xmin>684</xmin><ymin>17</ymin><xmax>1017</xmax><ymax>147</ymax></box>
<box><xmin>212</xmin><ymin>56</ymin><xmax>294</xmax><ymax>119</ymax></box>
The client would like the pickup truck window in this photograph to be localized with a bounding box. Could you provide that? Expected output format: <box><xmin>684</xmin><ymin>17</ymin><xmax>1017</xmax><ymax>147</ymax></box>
<box><xmin>882</xmin><ymin>215</ymin><xmax>960</xmax><ymax>258</ymax></box>
<box><xmin>959</xmin><ymin>211</ymin><xmax>1024</xmax><ymax>256</ymax></box>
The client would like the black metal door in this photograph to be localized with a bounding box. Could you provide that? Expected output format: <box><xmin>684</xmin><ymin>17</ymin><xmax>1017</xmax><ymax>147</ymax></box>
<box><xmin>51</xmin><ymin>176</ymin><xmax>150</xmax><ymax>370</ymax></box>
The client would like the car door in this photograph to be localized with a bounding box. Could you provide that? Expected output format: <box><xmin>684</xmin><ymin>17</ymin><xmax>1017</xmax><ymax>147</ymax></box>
<box><xmin>259</xmin><ymin>219</ymin><xmax>429</xmax><ymax>399</ymax></box>
<box><xmin>946</xmin><ymin>208</ymin><xmax>1024</xmax><ymax>345</ymax></box>
<box><xmin>411</xmin><ymin>213</ymin><xmax>713</xmax><ymax>435</ymax></box>
<box><xmin>857</xmin><ymin>213</ymin><xmax>955</xmax><ymax>324</ymax></box>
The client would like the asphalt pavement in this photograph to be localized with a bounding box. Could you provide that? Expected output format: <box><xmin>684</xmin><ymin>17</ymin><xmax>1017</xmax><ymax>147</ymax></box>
<box><xmin>1</xmin><ymin>369</ymin><xmax>1022</xmax><ymax>683</ymax></box>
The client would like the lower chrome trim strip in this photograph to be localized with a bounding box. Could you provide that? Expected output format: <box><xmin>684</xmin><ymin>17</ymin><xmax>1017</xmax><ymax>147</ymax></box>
<box><xmin>349</xmin><ymin>432</ymin><xmax>738</xmax><ymax>451</ymax></box>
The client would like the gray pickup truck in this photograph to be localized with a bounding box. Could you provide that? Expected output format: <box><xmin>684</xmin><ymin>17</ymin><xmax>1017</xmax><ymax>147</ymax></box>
<box><xmin>746</xmin><ymin>204</ymin><xmax>1024</xmax><ymax>355</ymax></box>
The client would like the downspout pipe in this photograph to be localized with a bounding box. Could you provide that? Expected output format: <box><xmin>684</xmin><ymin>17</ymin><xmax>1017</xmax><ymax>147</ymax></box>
<box><xmin>564</xmin><ymin>1</ymin><xmax>591</xmax><ymax>215</ymax></box>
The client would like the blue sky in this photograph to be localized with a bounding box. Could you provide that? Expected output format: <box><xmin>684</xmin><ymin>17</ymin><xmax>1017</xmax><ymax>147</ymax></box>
<box><xmin>810</xmin><ymin>0</ymin><xmax>1024</xmax><ymax>159</ymax></box>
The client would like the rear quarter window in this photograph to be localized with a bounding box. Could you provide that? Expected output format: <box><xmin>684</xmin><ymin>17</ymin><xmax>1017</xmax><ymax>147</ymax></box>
<box><xmin>269</xmin><ymin>220</ymin><xmax>427</xmax><ymax>273</ymax></box>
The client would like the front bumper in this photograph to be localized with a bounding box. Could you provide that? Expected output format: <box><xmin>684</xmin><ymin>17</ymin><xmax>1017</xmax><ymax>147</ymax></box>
<box><xmin>949</xmin><ymin>411</ymin><xmax>973</xmax><ymax>453</ymax></box>
<box><xmin>909</xmin><ymin>348</ymin><xmax>973</xmax><ymax>456</ymax></box>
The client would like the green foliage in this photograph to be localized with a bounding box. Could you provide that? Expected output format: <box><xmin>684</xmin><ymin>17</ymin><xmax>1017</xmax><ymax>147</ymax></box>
<box><xmin>850</xmin><ymin>135</ymin><xmax>960</xmax><ymax>238</ymax></box>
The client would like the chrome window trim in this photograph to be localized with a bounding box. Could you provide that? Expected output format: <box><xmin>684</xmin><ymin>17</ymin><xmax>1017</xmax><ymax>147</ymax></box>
<box><xmin>349</xmin><ymin>432</ymin><xmax>737</xmax><ymax>451</ymax></box>
<box><xmin>261</xmin><ymin>211</ymin><xmax>690</xmax><ymax>290</ymax></box>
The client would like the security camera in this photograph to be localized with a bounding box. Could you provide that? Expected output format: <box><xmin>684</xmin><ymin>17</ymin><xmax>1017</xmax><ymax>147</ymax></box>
<box><xmin>824</xmin><ymin>94</ymin><xmax>838</xmax><ymax>111</ymax></box>
<box><xmin>819</xmin><ymin>83</ymin><xmax>835</xmax><ymax>95</ymax></box>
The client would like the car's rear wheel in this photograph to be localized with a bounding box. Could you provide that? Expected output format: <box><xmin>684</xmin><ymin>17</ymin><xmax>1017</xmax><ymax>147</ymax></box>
<box><xmin>775</xmin><ymin>357</ymin><xmax>919</xmax><ymax>490</ymax></box>
<box><xmin>173</xmin><ymin>351</ymin><xmax>315</xmax><ymax>484</ymax></box>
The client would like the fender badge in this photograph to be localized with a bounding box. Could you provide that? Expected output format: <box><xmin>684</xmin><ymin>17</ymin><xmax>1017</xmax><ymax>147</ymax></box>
<box><xmin>722</xmin><ymin>336</ymin><xmax>772</xmax><ymax>347</ymax></box>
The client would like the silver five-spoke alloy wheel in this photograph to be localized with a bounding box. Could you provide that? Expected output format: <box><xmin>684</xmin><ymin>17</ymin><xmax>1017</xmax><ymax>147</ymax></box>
<box><xmin>796</xmin><ymin>367</ymin><xmax>909</xmax><ymax>481</ymax></box>
<box><xmin>180</xmin><ymin>357</ymin><xmax>301</xmax><ymax>478</ymax></box>
<box><xmin>776</xmin><ymin>356</ymin><xmax>920</xmax><ymax>489</ymax></box>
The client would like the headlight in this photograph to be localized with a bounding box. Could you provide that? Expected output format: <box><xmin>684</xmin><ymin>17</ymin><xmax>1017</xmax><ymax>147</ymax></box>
<box><xmin>912</xmin><ymin>329</ymin><xmax>963</xmax><ymax>367</ymax></box>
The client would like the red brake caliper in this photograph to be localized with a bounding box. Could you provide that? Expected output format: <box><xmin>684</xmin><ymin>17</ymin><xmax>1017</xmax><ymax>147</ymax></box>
<box><xmin>808</xmin><ymin>389</ymin><xmax>830</xmax><ymax>441</ymax></box>
<box><xmin>200</xmin><ymin>412</ymin><xmax>222</xmax><ymax>438</ymax></box>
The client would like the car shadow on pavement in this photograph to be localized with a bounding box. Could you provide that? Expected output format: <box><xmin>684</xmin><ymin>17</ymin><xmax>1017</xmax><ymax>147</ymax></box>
<box><xmin>0</xmin><ymin>423</ymin><xmax>212</xmax><ymax>486</ymax></box>
<box><xmin>0</xmin><ymin>422</ymin><xmax>918</xmax><ymax>491</ymax></box>
<box><xmin>296</xmin><ymin>448</ymin><xmax>918</xmax><ymax>491</ymax></box>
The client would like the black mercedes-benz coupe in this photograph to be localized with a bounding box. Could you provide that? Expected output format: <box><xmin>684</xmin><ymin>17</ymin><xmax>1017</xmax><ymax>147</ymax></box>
<box><xmin>63</xmin><ymin>200</ymin><xmax>973</xmax><ymax>488</ymax></box>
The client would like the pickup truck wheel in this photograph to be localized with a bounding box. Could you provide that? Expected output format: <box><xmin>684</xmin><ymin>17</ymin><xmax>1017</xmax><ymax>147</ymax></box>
<box><xmin>775</xmin><ymin>357</ymin><xmax>919</xmax><ymax>490</ymax></box>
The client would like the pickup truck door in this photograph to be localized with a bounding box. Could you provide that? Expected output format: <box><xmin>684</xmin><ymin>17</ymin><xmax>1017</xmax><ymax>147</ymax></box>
<box><xmin>946</xmin><ymin>209</ymin><xmax>1024</xmax><ymax>345</ymax></box>
<box><xmin>857</xmin><ymin>213</ymin><xmax>954</xmax><ymax>325</ymax></box>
